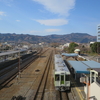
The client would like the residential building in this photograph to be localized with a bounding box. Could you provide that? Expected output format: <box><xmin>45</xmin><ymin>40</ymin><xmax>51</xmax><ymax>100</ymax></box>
<box><xmin>97</xmin><ymin>25</ymin><xmax>100</xmax><ymax>42</ymax></box>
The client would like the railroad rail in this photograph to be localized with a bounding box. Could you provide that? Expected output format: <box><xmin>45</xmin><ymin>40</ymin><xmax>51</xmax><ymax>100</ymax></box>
<box><xmin>0</xmin><ymin>48</ymin><xmax>49</xmax><ymax>88</ymax></box>
<box><xmin>26</xmin><ymin>50</ymin><xmax>53</xmax><ymax>100</ymax></box>
<box><xmin>11</xmin><ymin>48</ymin><xmax>71</xmax><ymax>100</ymax></box>
<box><xmin>0</xmin><ymin>48</ymin><xmax>83</xmax><ymax>100</ymax></box>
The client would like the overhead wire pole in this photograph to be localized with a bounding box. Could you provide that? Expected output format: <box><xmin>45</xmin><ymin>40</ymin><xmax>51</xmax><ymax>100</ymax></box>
<box><xmin>16</xmin><ymin>51</ymin><xmax>21</xmax><ymax>83</ymax></box>
<box><xmin>18</xmin><ymin>51</ymin><xmax>21</xmax><ymax>78</ymax></box>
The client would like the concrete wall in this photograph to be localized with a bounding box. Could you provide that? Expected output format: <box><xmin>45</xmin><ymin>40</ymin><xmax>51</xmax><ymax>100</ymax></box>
<box><xmin>84</xmin><ymin>82</ymin><xmax>100</xmax><ymax>100</ymax></box>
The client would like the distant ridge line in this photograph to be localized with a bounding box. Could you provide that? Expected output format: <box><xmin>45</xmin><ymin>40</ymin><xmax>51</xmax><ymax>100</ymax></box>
<box><xmin>0</xmin><ymin>33</ymin><xmax>96</xmax><ymax>43</ymax></box>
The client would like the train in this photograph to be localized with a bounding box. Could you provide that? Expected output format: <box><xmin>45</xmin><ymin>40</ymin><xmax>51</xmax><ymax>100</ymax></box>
<box><xmin>54</xmin><ymin>54</ymin><xmax>71</xmax><ymax>91</ymax></box>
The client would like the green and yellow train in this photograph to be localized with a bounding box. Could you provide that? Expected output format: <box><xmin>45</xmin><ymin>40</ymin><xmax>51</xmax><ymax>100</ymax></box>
<box><xmin>54</xmin><ymin>54</ymin><xmax>71</xmax><ymax>91</ymax></box>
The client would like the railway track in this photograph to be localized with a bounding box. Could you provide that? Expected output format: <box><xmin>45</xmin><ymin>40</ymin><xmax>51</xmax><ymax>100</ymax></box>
<box><xmin>32</xmin><ymin>49</ymin><xmax>69</xmax><ymax>100</ymax></box>
<box><xmin>0</xmin><ymin>48</ymin><xmax>51</xmax><ymax>99</ymax></box>
<box><xmin>0</xmin><ymin>48</ymin><xmax>49</xmax><ymax>88</ymax></box>
<box><xmin>61</xmin><ymin>92</ymin><xmax>69</xmax><ymax>100</ymax></box>
<box><xmin>44</xmin><ymin>49</ymin><xmax>69</xmax><ymax>100</ymax></box>
<box><xmin>0</xmin><ymin>54</ymin><xmax>38</xmax><ymax>88</ymax></box>
<box><xmin>24</xmin><ymin>50</ymin><xmax>53</xmax><ymax>100</ymax></box>
<box><xmin>43</xmin><ymin>50</ymin><xmax>57</xmax><ymax>100</ymax></box>
<box><xmin>0</xmin><ymin>48</ymin><xmax>80</xmax><ymax>100</ymax></box>
<box><xmin>54</xmin><ymin>49</ymin><xmax>80</xmax><ymax>100</ymax></box>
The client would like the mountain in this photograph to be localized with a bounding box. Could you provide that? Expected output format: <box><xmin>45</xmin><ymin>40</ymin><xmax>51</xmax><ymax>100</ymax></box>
<box><xmin>0</xmin><ymin>33</ymin><xmax>96</xmax><ymax>43</ymax></box>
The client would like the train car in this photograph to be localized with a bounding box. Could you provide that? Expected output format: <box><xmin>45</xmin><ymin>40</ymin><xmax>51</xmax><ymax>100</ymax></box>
<box><xmin>54</xmin><ymin>54</ymin><xmax>71</xmax><ymax>91</ymax></box>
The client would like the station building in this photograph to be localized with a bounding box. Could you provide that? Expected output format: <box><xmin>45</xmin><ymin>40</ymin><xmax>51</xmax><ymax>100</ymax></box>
<box><xmin>62</xmin><ymin>53</ymin><xmax>100</xmax><ymax>100</ymax></box>
<box><xmin>67</xmin><ymin>60</ymin><xmax>100</xmax><ymax>100</ymax></box>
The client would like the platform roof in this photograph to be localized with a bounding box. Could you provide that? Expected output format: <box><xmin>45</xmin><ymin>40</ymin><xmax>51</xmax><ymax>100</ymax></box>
<box><xmin>68</xmin><ymin>61</ymin><xmax>90</xmax><ymax>74</ymax></box>
<box><xmin>82</xmin><ymin>61</ymin><xmax>100</xmax><ymax>69</ymax></box>
<box><xmin>0</xmin><ymin>49</ymin><xmax>27</xmax><ymax>57</ymax></box>
<box><xmin>62</xmin><ymin>53</ymin><xmax>78</xmax><ymax>57</ymax></box>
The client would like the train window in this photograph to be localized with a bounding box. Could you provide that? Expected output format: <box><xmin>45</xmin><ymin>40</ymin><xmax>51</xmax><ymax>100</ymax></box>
<box><xmin>55</xmin><ymin>75</ymin><xmax>59</xmax><ymax>81</ymax></box>
<box><xmin>61</xmin><ymin>75</ymin><xmax>64</xmax><ymax>81</ymax></box>
<box><xmin>66</xmin><ymin>75</ymin><xmax>70</xmax><ymax>81</ymax></box>
<box><xmin>61</xmin><ymin>75</ymin><xmax>64</xmax><ymax>84</ymax></box>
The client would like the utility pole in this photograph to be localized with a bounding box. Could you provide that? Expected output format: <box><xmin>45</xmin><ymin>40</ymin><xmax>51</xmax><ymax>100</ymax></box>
<box><xmin>97</xmin><ymin>43</ymin><xmax>98</xmax><ymax>54</ymax></box>
<box><xmin>18</xmin><ymin>51</ymin><xmax>21</xmax><ymax>78</ymax></box>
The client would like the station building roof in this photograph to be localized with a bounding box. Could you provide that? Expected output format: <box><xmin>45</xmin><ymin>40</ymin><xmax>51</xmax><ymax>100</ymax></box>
<box><xmin>91</xmin><ymin>68</ymin><xmax>100</xmax><ymax>73</ymax></box>
<box><xmin>82</xmin><ymin>60</ymin><xmax>100</xmax><ymax>69</ymax></box>
<box><xmin>68</xmin><ymin>61</ymin><xmax>90</xmax><ymax>74</ymax></box>
<box><xmin>62</xmin><ymin>53</ymin><xmax>78</xmax><ymax>57</ymax></box>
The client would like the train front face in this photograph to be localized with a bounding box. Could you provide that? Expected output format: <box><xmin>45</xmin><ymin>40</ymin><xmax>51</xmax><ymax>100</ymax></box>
<box><xmin>54</xmin><ymin>72</ymin><xmax>70</xmax><ymax>91</ymax></box>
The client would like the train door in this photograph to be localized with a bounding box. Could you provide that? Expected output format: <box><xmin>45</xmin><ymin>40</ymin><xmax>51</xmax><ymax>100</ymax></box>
<box><xmin>55</xmin><ymin>74</ymin><xmax>60</xmax><ymax>86</ymax></box>
<box><xmin>60</xmin><ymin>74</ymin><xmax>65</xmax><ymax>85</ymax></box>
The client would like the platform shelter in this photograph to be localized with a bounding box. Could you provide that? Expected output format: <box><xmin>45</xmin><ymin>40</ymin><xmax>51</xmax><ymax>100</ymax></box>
<box><xmin>0</xmin><ymin>50</ymin><xmax>27</xmax><ymax>62</ymax></box>
<box><xmin>82</xmin><ymin>61</ymin><xmax>100</xmax><ymax>83</ymax></box>
<box><xmin>62</xmin><ymin>53</ymin><xmax>78</xmax><ymax>60</ymax></box>
<box><xmin>82</xmin><ymin>60</ymin><xmax>100</xmax><ymax>69</ymax></box>
<box><xmin>67</xmin><ymin>61</ymin><xmax>90</xmax><ymax>80</ymax></box>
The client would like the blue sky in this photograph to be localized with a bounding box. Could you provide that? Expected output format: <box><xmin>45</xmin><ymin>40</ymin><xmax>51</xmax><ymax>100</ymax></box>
<box><xmin>0</xmin><ymin>0</ymin><xmax>100</xmax><ymax>36</ymax></box>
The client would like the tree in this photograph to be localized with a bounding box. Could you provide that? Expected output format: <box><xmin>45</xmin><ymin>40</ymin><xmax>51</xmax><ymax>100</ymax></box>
<box><xmin>68</xmin><ymin>42</ymin><xmax>78</xmax><ymax>53</ymax></box>
<box><xmin>63</xmin><ymin>46</ymin><xmax>68</xmax><ymax>52</ymax></box>
<box><xmin>91</xmin><ymin>42</ymin><xmax>100</xmax><ymax>53</ymax></box>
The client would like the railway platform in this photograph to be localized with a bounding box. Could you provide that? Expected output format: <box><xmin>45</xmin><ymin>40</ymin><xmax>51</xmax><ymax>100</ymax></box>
<box><xmin>71</xmin><ymin>77</ymin><xmax>86</xmax><ymax>100</ymax></box>
<box><xmin>66</xmin><ymin>57</ymin><xmax>86</xmax><ymax>100</ymax></box>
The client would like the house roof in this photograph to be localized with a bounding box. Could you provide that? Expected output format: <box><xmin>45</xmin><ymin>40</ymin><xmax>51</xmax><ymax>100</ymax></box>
<box><xmin>91</xmin><ymin>68</ymin><xmax>100</xmax><ymax>72</ymax></box>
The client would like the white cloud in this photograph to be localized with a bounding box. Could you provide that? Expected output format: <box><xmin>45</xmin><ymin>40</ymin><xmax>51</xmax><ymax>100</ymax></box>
<box><xmin>16</xmin><ymin>20</ymin><xmax>20</xmax><ymax>22</ymax></box>
<box><xmin>30</xmin><ymin>30</ymin><xmax>41</xmax><ymax>33</ymax></box>
<box><xmin>29</xmin><ymin>29</ymin><xmax>61</xmax><ymax>35</ymax></box>
<box><xmin>0</xmin><ymin>11</ymin><xmax>6</xmax><ymax>16</ymax></box>
<box><xmin>0</xmin><ymin>0</ymin><xmax>13</xmax><ymax>6</ymax></box>
<box><xmin>45</xmin><ymin>29</ymin><xmax>61</xmax><ymax>32</ymax></box>
<box><xmin>33</xmin><ymin>0</ymin><xmax>75</xmax><ymax>16</ymax></box>
<box><xmin>35</xmin><ymin>19</ymin><xmax>68</xmax><ymax>26</ymax></box>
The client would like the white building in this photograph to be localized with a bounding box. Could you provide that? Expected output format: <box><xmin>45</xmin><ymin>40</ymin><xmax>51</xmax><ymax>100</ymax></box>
<box><xmin>23</xmin><ymin>45</ymin><xmax>29</xmax><ymax>49</ymax></box>
<box><xmin>63</xmin><ymin>43</ymin><xmax>70</xmax><ymax>47</ymax></box>
<box><xmin>58</xmin><ymin>45</ymin><xmax>63</xmax><ymax>50</ymax></box>
<box><xmin>90</xmin><ymin>42</ymin><xmax>95</xmax><ymax>44</ymax></box>
<box><xmin>97</xmin><ymin>25</ymin><xmax>100</xmax><ymax>42</ymax></box>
